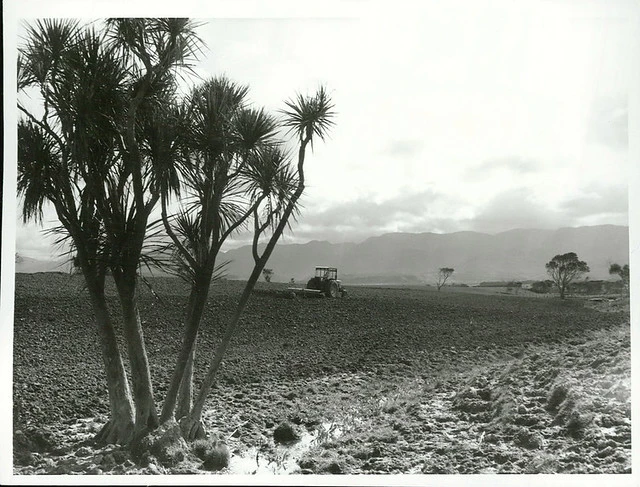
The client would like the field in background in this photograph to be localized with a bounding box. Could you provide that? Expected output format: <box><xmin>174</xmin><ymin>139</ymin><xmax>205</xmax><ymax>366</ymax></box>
<box><xmin>13</xmin><ymin>272</ymin><xmax>631</xmax><ymax>474</ymax></box>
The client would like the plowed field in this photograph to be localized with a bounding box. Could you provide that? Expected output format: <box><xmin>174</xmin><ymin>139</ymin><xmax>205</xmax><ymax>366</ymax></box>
<box><xmin>13</xmin><ymin>273</ymin><xmax>631</xmax><ymax>475</ymax></box>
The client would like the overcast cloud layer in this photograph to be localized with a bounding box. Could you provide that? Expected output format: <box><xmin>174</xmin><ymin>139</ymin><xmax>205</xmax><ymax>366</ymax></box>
<box><xmin>8</xmin><ymin>1</ymin><xmax>634</xmax><ymax>259</ymax></box>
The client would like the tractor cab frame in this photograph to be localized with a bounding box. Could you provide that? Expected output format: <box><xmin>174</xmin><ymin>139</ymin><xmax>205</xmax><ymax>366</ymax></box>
<box><xmin>315</xmin><ymin>266</ymin><xmax>338</xmax><ymax>280</ymax></box>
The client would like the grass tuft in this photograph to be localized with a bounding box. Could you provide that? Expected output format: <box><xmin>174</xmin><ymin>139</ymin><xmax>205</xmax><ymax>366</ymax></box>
<box><xmin>191</xmin><ymin>437</ymin><xmax>229</xmax><ymax>471</ymax></box>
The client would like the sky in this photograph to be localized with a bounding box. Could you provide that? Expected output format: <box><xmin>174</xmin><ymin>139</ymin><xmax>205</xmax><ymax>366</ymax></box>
<box><xmin>6</xmin><ymin>0</ymin><xmax>637</xmax><ymax>259</ymax></box>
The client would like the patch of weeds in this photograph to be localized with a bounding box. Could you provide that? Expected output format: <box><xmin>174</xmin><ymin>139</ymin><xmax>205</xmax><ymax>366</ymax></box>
<box><xmin>299</xmin><ymin>448</ymin><xmax>351</xmax><ymax>475</ymax></box>
<box><xmin>367</xmin><ymin>427</ymin><xmax>399</xmax><ymax>444</ymax></box>
<box><xmin>319</xmin><ymin>440</ymin><xmax>339</xmax><ymax>450</ymax></box>
<box><xmin>320</xmin><ymin>459</ymin><xmax>347</xmax><ymax>474</ymax></box>
<box><xmin>381</xmin><ymin>397</ymin><xmax>402</xmax><ymax>414</ymax></box>
<box><xmin>314</xmin><ymin>422</ymin><xmax>342</xmax><ymax>447</ymax></box>
<box><xmin>350</xmin><ymin>443</ymin><xmax>383</xmax><ymax>460</ymax></box>
<box><xmin>298</xmin><ymin>455</ymin><xmax>317</xmax><ymax>472</ymax></box>
<box><xmin>374</xmin><ymin>384</ymin><xmax>424</xmax><ymax>416</ymax></box>
<box><xmin>318</xmin><ymin>451</ymin><xmax>350</xmax><ymax>474</ymax></box>
<box><xmin>191</xmin><ymin>437</ymin><xmax>229</xmax><ymax>471</ymax></box>
<box><xmin>162</xmin><ymin>442</ymin><xmax>187</xmax><ymax>466</ymax></box>
<box><xmin>191</xmin><ymin>439</ymin><xmax>210</xmax><ymax>459</ymax></box>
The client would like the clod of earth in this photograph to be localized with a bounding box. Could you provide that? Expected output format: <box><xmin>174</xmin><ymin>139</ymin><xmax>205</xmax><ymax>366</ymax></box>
<box><xmin>273</xmin><ymin>421</ymin><xmax>301</xmax><ymax>444</ymax></box>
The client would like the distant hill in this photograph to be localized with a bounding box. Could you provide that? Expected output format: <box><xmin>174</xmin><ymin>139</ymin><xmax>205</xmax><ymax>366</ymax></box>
<box><xmin>15</xmin><ymin>225</ymin><xmax>629</xmax><ymax>285</ymax></box>
<box><xmin>220</xmin><ymin>225</ymin><xmax>629</xmax><ymax>285</ymax></box>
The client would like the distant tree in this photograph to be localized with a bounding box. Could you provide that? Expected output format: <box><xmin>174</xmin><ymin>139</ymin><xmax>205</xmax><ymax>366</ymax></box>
<box><xmin>609</xmin><ymin>263</ymin><xmax>630</xmax><ymax>294</ymax></box>
<box><xmin>262</xmin><ymin>268</ymin><xmax>273</xmax><ymax>283</ymax></box>
<box><xmin>545</xmin><ymin>252</ymin><xmax>590</xmax><ymax>299</ymax></box>
<box><xmin>436</xmin><ymin>267</ymin><xmax>454</xmax><ymax>291</ymax></box>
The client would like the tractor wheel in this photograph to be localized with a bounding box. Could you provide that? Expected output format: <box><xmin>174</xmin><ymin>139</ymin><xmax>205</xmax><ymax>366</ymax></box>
<box><xmin>327</xmin><ymin>281</ymin><xmax>339</xmax><ymax>298</ymax></box>
<box><xmin>307</xmin><ymin>277</ymin><xmax>320</xmax><ymax>290</ymax></box>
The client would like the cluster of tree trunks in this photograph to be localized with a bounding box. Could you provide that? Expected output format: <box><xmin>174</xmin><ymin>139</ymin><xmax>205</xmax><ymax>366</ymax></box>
<box><xmin>17</xmin><ymin>18</ymin><xmax>335</xmax><ymax>447</ymax></box>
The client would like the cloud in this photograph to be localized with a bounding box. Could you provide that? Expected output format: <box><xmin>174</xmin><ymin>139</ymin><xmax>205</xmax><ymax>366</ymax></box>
<box><xmin>468</xmin><ymin>156</ymin><xmax>539</xmax><ymax>178</ymax></box>
<box><xmin>560</xmin><ymin>183</ymin><xmax>628</xmax><ymax>219</ymax></box>
<box><xmin>381</xmin><ymin>140</ymin><xmax>423</xmax><ymax>157</ymax></box>
<box><xmin>15</xmin><ymin>223</ymin><xmax>66</xmax><ymax>260</ymax></box>
<box><xmin>222</xmin><ymin>182</ymin><xmax>630</xmax><ymax>250</ymax></box>
<box><xmin>464</xmin><ymin>188</ymin><xmax>564</xmax><ymax>233</ymax></box>
<box><xmin>293</xmin><ymin>190</ymin><xmax>446</xmax><ymax>240</ymax></box>
<box><xmin>586</xmin><ymin>95</ymin><xmax>628</xmax><ymax>150</ymax></box>
<box><xmin>237</xmin><ymin>189</ymin><xmax>462</xmax><ymax>245</ymax></box>
<box><xmin>463</xmin><ymin>184</ymin><xmax>629</xmax><ymax>234</ymax></box>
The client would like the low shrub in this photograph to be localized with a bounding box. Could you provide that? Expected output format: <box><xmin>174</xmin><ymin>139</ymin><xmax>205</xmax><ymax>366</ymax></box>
<box><xmin>273</xmin><ymin>421</ymin><xmax>300</xmax><ymax>443</ymax></box>
<box><xmin>530</xmin><ymin>280</ymin><xmax>553</xmax><ymax>294</ymax></box>
<box><xmin>191</xmin><ymin>437</ymin><xmax>230</xmax><ymax>471</ymax></box>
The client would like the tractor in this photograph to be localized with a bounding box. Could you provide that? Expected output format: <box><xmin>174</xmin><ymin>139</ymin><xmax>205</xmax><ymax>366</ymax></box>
<box><xmin>305</xmin><ymin>266</ymin><xmax>347</xmax><ymax>298</ymax></box>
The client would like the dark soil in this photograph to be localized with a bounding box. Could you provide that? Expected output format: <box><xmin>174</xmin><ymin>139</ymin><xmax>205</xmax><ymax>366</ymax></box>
<box><xmin>13</xmin><ymin>273</ymin><xmax>631</xmax><ymax>474</ymax></box>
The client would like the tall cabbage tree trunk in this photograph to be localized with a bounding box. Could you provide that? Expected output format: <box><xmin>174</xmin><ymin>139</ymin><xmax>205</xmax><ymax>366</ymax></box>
<box><xmin>182</xmin><ymin>137</ymin><xmax>312</xmax><ymax>440</ymax></box>
<box><xmin>76</xmin><ymin>246</ymin><xmax>135</xmax><ymax>444</ymax></box>
<box><xmin>175</xmin><ymin>339</ymin><xmax>197</xmax><ymax>420</ymax></box>
<box><xmin>87</xmin><ymin>286</ymin><xmax>135</xmax><ymax>444</ymax></box>
<box><xmin>183</xmin><ymin>268</ymin><xmax>262</xmax><ymax>439</ymax></box>
<box><xmin>113</xmin><ymin>271</ymin><xmax>159</xmax><ymax>433</ymax></box>
<box><xmin>160</xmin><ymin>278</ymin><xmax>211</xmax><ymax>422</ymax></box>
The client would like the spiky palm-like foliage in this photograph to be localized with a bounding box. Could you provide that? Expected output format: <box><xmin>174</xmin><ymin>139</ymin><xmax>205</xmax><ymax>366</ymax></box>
<box><xmin>161</xmin><ymin>76</ymin><xmax>282</xmax><ymax>279</ymax></box>
<box><xmin>17</xmin><ymin>19</ymin><xmax>143</xmax><ymax>443</ymax></box>
<box><xmin>158</xmin><ymin>76</ymin><xmax>286</xmax><ymax>422</ymax></box>
<box><xmin>281</xmin><ymin>85</ymin><xmax>335</xmax><ymax>145</ymax></box>
<box><xmin>18</xmin><ymin>18</ymin><xmax>205</xmax><ymax>440</ymax></box>
<box><xmin>183</xmin><ymin>87</ymin><xmax>335</xmax><ymax>439</ymax></box>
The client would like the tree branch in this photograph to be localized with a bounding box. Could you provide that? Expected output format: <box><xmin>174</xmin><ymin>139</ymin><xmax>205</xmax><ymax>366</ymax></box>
<box><xmin>161</xmin><ymin>196</ymin><xmax>198</xmax><ymax>270</ymax></box>
<box><xmin>17</xmin><ymin>103</ymin><xmax>65</xmax><ymax>154</ymax></box>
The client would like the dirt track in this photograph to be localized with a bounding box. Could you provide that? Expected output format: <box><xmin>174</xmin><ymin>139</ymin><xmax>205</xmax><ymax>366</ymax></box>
<box><xmin>13</xmin><ymin>273</ymin><xmax>631</xmax><ymax>474</ymax></box>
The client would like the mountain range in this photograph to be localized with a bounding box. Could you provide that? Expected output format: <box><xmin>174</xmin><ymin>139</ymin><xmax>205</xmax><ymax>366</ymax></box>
<box><xmin>220</xmin><ymin>225</ymin><xmax>629</xmax><ymax>284</ymax></box>
<box><xmin>15</xmin><ymin>225</ymin><xmax>629</xmax><ymax>285</ymax></box>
